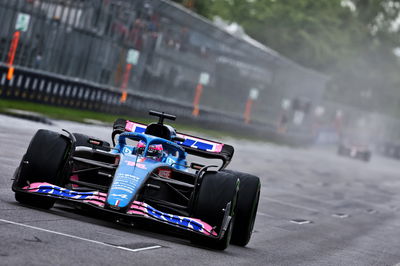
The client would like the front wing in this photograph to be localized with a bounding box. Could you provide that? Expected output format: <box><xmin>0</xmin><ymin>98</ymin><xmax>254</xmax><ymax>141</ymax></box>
<box><xmin>18</xmin><ymin>182</ymin><xmax>221</xmax><ymax>238</ymax></box>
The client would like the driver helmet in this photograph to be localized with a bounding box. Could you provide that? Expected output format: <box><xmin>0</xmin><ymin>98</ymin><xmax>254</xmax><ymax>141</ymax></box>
<box><xmin>148</xmin><ymin>144</ymin><xmax>164</xmax><ymax>160</ymax></box>
<box><xmin>136</xmin><ymin>141</ymin><xmax>146</xmax><ymax>155</ymax></box>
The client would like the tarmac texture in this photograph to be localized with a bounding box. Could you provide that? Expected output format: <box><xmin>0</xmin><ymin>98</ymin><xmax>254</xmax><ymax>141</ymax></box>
<box><xmin>1</xmin><ymin>114</ymin><xmax>400</xmax><ymax>266</ymax></box>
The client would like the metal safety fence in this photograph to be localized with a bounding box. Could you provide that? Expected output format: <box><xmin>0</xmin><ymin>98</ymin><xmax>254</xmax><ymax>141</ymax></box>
<box><xmin>0</xmin><ymin>63</ymin><xmax>317</xmax><ymax>145</ymax></box>
<box><xmin>0</xmin><ymin>0</ymin><xmax>328</xmax><ymax>142</ymax></box>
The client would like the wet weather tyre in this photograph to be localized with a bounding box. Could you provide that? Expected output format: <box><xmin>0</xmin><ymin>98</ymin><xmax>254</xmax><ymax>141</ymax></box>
<box><xmin>12</xmin><ymin>129</ymin><xmax>69</xmax><ymax>209</ymax></box>
<box><xmin>363</xmin><ymin>152</ymin><xmax>371</xmax><ymax>162</ymax></box>
<box><xmin>191</xmin><ymin>171</ymin><xmax>239</xmax><ymax>250</ymax></box>
<box><xmin>337</xmin><ymin>146</ymin><xmax>345</xmax><ymax>156</ymax></box>
<box><xmin>223</xmin><ymin>170</ymin><xmax>261</xmax><ymax>246</ymax></box>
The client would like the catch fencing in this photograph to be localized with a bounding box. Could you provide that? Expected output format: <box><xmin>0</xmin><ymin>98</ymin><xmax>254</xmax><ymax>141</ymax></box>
<box><xmin>1</xmin><ymin>63</ymin><xmax>316</xmax><ymax>145</ymax></box>
<box><xmin>0</xmin><ymin>0</ymin><xmax>328</xmax><ymax>141</ymax></box>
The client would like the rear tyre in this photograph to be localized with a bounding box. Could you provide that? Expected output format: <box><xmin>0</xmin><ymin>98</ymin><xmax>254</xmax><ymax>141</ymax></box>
<box><xmin>223</xmin><ymin>170</ymin><xmax>261</xmax><ymax>246</ymax></box>
<box><xmin>337</xmin><ymin>146</ymin><xmax>345</xmax><ymax>156</ymax></box>
<box><xmin>191</xmin><ymin>171</ymin><xmax>239</xmax><ymax>250</ymax></box>
<box><xmin>12</xmin><ymin>129</ymin><xmax>70</xmax><ymax>209</ymax></box>
<box><xmin>363</xmin><ymin>152</ymin><xmax>371</xmax><ymax>162</ymax></box>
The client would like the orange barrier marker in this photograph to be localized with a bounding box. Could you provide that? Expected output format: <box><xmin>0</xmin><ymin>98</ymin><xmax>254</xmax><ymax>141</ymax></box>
<box><xmin>243</xmin><ymin>98</ymin><xmax>253</xmax><ymax>124</ymax></box>
<box><xmin>7</xmin><ymin>31</ymin><xmax>20</xmax><ymax>80</ymax></box>
<box><xmin>119</xmin><ymin>92</ymin><xmax>127</xmax><ymax>103</ymax></box>
<box><xmin>119</xmin><ymin>63</ymin><xmax>132</xmax><ymax>103</ymax></box>
<box><xmin>7</xmin><ymin>67</ymin><xmax>14</xmax><ymax>80</ymax></box>
<box><xmin>192</xmin><ymin>83</ymin><xmax>203</xmax><ymax>117</ymax></box>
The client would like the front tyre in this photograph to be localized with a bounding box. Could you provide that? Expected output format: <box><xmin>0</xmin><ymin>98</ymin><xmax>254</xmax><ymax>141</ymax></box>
<box><xmin>12</xmin><ymin>129</ymin><xmax>70</xmax><ymax>209</ymax></box>
<box><xmin>191</xmin><ymin>171</ymin><xmax>239</xmax><ymax>250</ymax></box>
<box><xmin>224</xmin><ymin>170</ymin><xmax>261</xmax><ymax>246</ymax></box>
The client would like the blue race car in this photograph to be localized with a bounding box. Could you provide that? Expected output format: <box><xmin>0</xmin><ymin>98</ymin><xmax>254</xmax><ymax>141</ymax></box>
<box><xmin>12</xmin><ymin>110</ymin><xmax>260</xmax><ymax>250</ymax></box>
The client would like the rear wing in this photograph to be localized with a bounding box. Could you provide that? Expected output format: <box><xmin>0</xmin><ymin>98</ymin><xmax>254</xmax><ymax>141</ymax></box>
<box><xmin>112</xmin><ymin>119</ymin><xmax>234</xmax><ymax>168</ymax></box>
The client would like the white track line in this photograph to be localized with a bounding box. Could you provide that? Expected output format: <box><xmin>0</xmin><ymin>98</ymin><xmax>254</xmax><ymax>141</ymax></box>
<box><xmin>0</xmin><ymin>218</ymin><xmax>161</xmax><ymax>253</ymax></box>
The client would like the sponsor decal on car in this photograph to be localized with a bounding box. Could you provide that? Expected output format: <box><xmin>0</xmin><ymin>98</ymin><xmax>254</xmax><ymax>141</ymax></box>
<box><xmin>137</xmin><ymin>157</ymin><xmax>146</xmax><ymax>163</ymax></box>
<box><xmin>22</xmin><ymin>183</ymin><xmax>217</xmax><ymax>236</ymax></box>
<box><xmin>128</xmin><ymin>201</ymin><xmax>217</xmax><ymax>236</ymax></box>
<box><xmin>123</xmin><ymin>121</ymin><xmax>224</xmax><ymax>153</ymax></box>
<box><xmin>111</xmin><ymin>193</ymin><xmax>128</xmax><ymax>199</ymax></box>
<box><xmin>22</xmin><ymin>183</ymin><xmax>107</xmax><ymax>207</ymax></box>
<box><xmin>111</xmin><ymin>173</ymin><xmax>141</xmax><ymax>194</ymax></box>
<box><xmin>158</xmin><ymin>168</ymin><xmax>172</xmax><ymax>178</ymax></box>
<box><xmin>123</xmin><ymin>147</ymin><xmax>133</xmax><ymax>154</ymax></box>
<box><xmin>125</xmin><ymin>160</ymin><xmax>147</xmax><ymax>169</ymax></box>
<box><xmin>125</xmin><ymin>121</ymin><xmax>146</xmax><ymax>133</ymax></box>
<box><xmin>166</xmin><ymin>157</ymin><xmax>175</xmax><ymax>165</ymax></box>
<box><xmin>176</xmin><ymin>133</ymin><xmax>224</xmax><ymax>153</ymax></box>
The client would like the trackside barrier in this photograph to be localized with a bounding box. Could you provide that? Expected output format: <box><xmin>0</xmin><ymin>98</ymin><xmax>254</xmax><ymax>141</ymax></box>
<box><xmin>0</xmin><ymin>64</ymin><xmax>313</xmax><ymax>145</ymax></box>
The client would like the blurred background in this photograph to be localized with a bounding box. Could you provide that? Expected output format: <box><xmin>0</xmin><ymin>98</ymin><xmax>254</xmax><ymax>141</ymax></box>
<box><xmin>1</xmin><ymin>0</ymin><xmax>400</xmax><ymax>155</ymax></box>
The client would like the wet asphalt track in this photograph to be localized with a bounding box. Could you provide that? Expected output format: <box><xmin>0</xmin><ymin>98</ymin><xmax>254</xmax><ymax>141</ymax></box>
<box><xmin>1</xmin><ymin>114</ymin><xmax>400</xmax><ymax>266</ymax></box>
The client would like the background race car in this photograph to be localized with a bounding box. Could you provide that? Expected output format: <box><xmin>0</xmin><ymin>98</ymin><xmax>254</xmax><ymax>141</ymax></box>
<box><xmin>12</xmin><ymin>110</ymin><xmax>261</xmax><ymax>250</ymax></box>
<box><xmin>337</xmin><ymin>137</ymin><xmax>372</xmax><ymax>162</ymax></box>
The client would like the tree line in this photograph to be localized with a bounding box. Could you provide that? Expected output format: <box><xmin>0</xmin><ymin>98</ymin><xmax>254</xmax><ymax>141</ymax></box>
<box><xmin>172</xmin><ymin>0</ymin><xmax>400</xmax><ymax>115</ymax></box>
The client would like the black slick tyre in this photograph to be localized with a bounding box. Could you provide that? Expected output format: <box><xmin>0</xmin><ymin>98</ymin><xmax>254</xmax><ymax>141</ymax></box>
<box><xmin>12</xmin><ymin>129</ymin><xmax>70</xmax><ymax>209</ymax></box>
<box><xmin>191</xmin><ymin>171</ymin><xmax>239</xmax><ymax>250</ymax></box>
<box><xmin>223</xmin><ymin>170</ymin><xmax>261</xmax><ymax>246</ymax></box>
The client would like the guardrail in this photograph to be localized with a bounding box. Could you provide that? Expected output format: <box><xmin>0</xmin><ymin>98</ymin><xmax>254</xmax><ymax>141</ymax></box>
<box><xmin>0</xmin><ymin>64</ymin><xmax>314</xmax><ymax>145</ymax></box>
<box><xmin>0</xmin><ymin>64</ymin><xmax>120</xmax><ymax>113</ymax></box>
<box><xmin>0</xmin><ymin>63</ymin><xmax>242</xmax><ymax>122</ymax></box>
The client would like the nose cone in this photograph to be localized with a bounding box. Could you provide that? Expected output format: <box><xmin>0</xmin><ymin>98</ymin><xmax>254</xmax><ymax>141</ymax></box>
<box><xmin>106</xmin><ymin>156</ymin><xmax>149</xmax><ymax>210</ymax></box>
<box><xmin>106</xmin><ymin>156</ymin><xmax>166</xmax><ymax>211</ymax></box>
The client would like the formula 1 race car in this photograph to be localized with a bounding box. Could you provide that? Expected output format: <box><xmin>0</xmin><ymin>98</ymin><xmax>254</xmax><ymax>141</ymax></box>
<box><xmin>12</xmin><ymin>111</ymin><xmax>261</xmax><ymax>250</ymax></box>
<box><xmin>337</xmin><ymin>140</ymin><xmax>372</xmax><ymax>162</ymax></box>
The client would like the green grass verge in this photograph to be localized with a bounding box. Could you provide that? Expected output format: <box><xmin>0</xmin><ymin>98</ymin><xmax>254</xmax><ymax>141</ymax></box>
<box><xmin>0</xmin><ymin>98</ymin><xmax>250</xmax><ymax>140</ymax></box>
<box><xmin>0</xmin><ymin>98</ymin><xmax>127</xmax><ymax>123</ymax></box>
